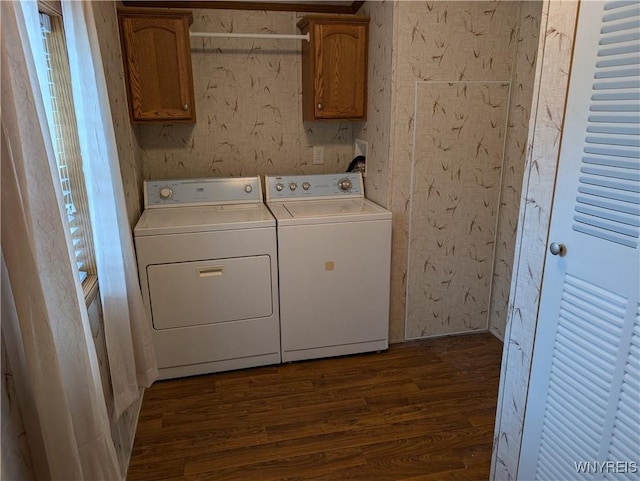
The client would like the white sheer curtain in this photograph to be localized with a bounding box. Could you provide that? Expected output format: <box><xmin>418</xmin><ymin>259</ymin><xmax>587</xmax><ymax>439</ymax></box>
<box><xmin>1</xmin><ymin>1</ymin><xmax>121</xmax><ymax>478</ymax></box>
<box><xmin>2</xmin><ymin>0</ymin><xmax>158</xmax><ymax>477</ymax></box>
<box><xmin>61</xmin><ymin>0</ymin><xmax>158</xmax><ymax>418</ymax></box>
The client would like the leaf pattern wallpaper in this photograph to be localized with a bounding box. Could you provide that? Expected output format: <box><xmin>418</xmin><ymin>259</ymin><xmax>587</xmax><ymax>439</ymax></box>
<box><xmin>355</xmin><ymin>1</ymin><xmax>541</xmax><ymax>342</ymax></box>
<box><xmin>355</xmin><ymin>1</ymin><xmax>394</xmax><ymax>209</ymax></box>
<box><xmin>94</xmin><ymin>1</ymin><xmax>144</xmax><ymax>229</ymax></box>
<box><xmin>489</xmin><ymin>1</ymin><xmax>542</xmax><ymax>341</ymax></box>
<box><xmin>137</xmin><ymin>9</ymin><xmax>356</xmax><ymax>180</ymax></box>
<box><xmin>407</xmin><ymin>81</ymin><xmax>511</xmax><ymax>338</ymax></box>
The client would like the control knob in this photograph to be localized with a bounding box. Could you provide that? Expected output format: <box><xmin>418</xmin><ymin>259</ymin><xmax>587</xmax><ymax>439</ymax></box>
<box><xmin>244</xmin><ymin>184</ymin><xmax>253</xmax><ymax>193</ymax></box>
<box><xmin>289</xmin><ymin>183</ymin><xmax>298</xmax><ymax>191</ymax></box>
<box><xmin>302</xmin><ymin>182</ymin><xmax>311</xmax><ymax>191</ymax></box>
<box><xmin>159</xmin><ymin>186</ymin><xmax>173</xmax><ymax>200</ymax></box>
<box><xmin>338</xmin><ymin>178</ymin><xmax>352</xmax><ymax>192</ymax></box>
<box><xmin>275</xmin><ymin>183</ymin><xmax>285</xmax><ymax>192</ymax></box>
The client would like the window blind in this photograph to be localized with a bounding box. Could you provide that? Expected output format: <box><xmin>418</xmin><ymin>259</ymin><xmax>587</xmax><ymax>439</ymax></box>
<box><xmin>40</xmin><ymin>13</ymin><xmax>96</xmax><ymax>284</ymax></box>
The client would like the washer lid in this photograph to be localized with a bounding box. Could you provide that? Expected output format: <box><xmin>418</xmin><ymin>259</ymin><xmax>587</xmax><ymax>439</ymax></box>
<box><xmin>268</xmin><ymin>198</ymin><xmax>391</xmax><ymax>225</ymax></box>
<box><xmin>134</xmin><ymin>203</ymin><xmax>275</xmax><ymax>236</ymax></box>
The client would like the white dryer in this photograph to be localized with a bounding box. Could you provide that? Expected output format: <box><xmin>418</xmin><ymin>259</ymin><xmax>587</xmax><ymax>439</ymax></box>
<box><xmin>265</xmin><ymin>172</ymin><xmax>392</xmax><ymax>362</ymax></box>
<box><xmin>134</xmin><ymin>177</ymin><xmax>280</xmax><ymax>379</ymax></box>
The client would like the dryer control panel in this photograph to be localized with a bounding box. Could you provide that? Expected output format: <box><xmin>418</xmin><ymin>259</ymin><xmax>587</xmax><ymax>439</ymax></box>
<box><xmin>265</xmin><ymin>173</ymin><xmax>363</xmax><ymax>202</ymax></box>
<box><xmin>144</xmin><ymin>177</ymin><xmax>262</xmax><ymax>207</ymax></box>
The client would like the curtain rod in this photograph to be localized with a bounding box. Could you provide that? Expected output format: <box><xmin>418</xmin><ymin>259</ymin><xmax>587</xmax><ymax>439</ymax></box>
<box><xmin>190</xmin><ymin>31</ymin><xmax>310</xmax><ymax>41</ymax></box>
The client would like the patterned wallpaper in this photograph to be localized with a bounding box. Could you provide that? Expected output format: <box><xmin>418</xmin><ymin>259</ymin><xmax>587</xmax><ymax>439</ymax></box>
<box><xmin>94</xmin><ymin>1</ymin><xmax>144</xmax><ymax>229</ymax></box>
<box><xmin>406</xmin><ymin>81</ymin><xmax>511</xmax><ymax>338</ymax></box>
<box><xmin>491</xmin><ymin>1</ymin><xmax>579</xmax><ymax>479</ymax></box>
<box><xmin>138</xmin><ymin>9</ymin><xmax>356</xmax><ymax>181</ymax></box>
<box><xmin>384</xmin><ymin>1</ymin><xmax>541</xmax><ymax>341</ymax></box>
<box><xmin>489</xmin><ymin>1</ymin><xmax>542</xmax><ymax>341</ymax></box>
<box><xmin>354</xmin><ymin>0</ymin><xmax>394</xmax><ymax>209</ymax></box>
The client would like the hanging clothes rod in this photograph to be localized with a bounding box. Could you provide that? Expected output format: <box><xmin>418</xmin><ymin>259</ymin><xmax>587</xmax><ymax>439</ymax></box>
<box><xmin>190</xmin><ymin>31</ymin><xmax>310</xmax><ymax>42</ymax></box>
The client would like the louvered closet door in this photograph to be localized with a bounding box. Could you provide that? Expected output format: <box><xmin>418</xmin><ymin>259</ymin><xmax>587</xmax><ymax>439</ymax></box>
<box><xmin>518</xmin><ymin>1</ymin><xmax>639</xmax><ymax>480</ymax></box>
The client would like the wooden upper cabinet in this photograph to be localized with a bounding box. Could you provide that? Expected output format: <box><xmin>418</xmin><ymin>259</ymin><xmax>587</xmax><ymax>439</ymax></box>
<box><xmin>118</xmin><ymin>9</ymin><xmax>196</xmax><ymax>123</ymax></box>
<box><xmin>298</xmin><ymin>15</ymin><xmax>369</xmax><ymax>121</ymax></box>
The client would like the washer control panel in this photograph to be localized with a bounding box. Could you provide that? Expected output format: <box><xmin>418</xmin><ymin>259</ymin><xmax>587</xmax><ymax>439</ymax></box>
<box><xmin>144</xmin><ymin>177</ymin><xmax>262</xmax><ymax>207</ymax></box>
<box><xmin>265</xmin><ymin>173</ymin><xmax>363</xmax><ymax>201</ymax></box>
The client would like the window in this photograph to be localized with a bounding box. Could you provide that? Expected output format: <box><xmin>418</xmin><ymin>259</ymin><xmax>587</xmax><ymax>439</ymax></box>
<box><xmin>39</xmin><ymin>8</ymin><xmax>97</xmax><ymax>294</ymax></box>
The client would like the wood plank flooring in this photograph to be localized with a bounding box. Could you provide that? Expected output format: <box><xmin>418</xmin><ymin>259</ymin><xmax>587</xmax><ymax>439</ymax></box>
<box><xmin>127</xmin><ymin>332</ymin><xmax>503</xmax><ymax>481</ymax></box>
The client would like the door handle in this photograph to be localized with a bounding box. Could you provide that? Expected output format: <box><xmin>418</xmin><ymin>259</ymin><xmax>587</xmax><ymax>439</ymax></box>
<box><xmin>549</xmin><ymin>242</ymin><xmax>567</xmax><ymax>256</ymax></box>
<box><xmin>197</xmin><ymin>265</ymin><xmax>224</xmax><ymax>278</ymax></box>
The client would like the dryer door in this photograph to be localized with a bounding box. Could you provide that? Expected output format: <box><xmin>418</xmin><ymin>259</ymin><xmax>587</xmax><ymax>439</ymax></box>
<box><xmin>147</xmin><ymin>255</ymin><xmax>273</xmax><ymax>330</ymax></box>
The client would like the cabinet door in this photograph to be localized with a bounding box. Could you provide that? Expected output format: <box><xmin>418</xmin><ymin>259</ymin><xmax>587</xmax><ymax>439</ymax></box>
<box><xmin>120</xmin><ymin>16</ymin><xmax>195</xmax><ymax>122</ymax></box>
<box><xmin>314</xmin><ymin>22</ymin><xmax>367</xmax><ymax>120</ymax></box>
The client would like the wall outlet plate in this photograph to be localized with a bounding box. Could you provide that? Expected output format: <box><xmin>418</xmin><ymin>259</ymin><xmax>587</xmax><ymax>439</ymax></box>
<box><xmin>312</xmin><ymin>145</ymin><xmax>324</xmax><ymax>165</ymax></box>
<box><xmin>354</xmin><ymin>138</ymin><xmax>368</xmax><ymax>177</ymax></box>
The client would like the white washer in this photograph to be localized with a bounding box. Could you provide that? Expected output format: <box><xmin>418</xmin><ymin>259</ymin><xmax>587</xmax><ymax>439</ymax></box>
<box><xmin>134</xmin><ymin>177</ymin><xmax>280</xmax><ymax>380</ymax></box>
<box><xmin>265</xmin><ymin>172</ymin><xmax>392</xmax><ymax>362</ymax></box>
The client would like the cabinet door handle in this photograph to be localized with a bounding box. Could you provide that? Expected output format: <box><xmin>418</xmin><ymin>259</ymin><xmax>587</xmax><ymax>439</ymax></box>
<box><xmin>317</xmin><ymin>103</ymin><xmax>323</xmax><ymax>110</ymax></box>
<box><xmin>182</xmin><ymin>103</ymin><xmax>189</xmax><ymax>111</ymax></box>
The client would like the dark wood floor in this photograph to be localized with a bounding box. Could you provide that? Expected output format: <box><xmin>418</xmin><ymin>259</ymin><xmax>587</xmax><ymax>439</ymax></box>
<box><xmin>127</xmin><ymin>332</ymin><xmax>503</xmax><ymax>481</ymax></box>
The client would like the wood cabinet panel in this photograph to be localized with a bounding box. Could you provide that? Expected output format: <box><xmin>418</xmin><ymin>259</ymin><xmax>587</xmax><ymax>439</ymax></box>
<box><xmin>298</xmin><ymin>16</ymin><xmax>368</xmax><ymax>120</ymax></box>
<box><xmin>119</xmin><ymin>10</ymin><xmax>196</xmax><ymax>123</ymax></box>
